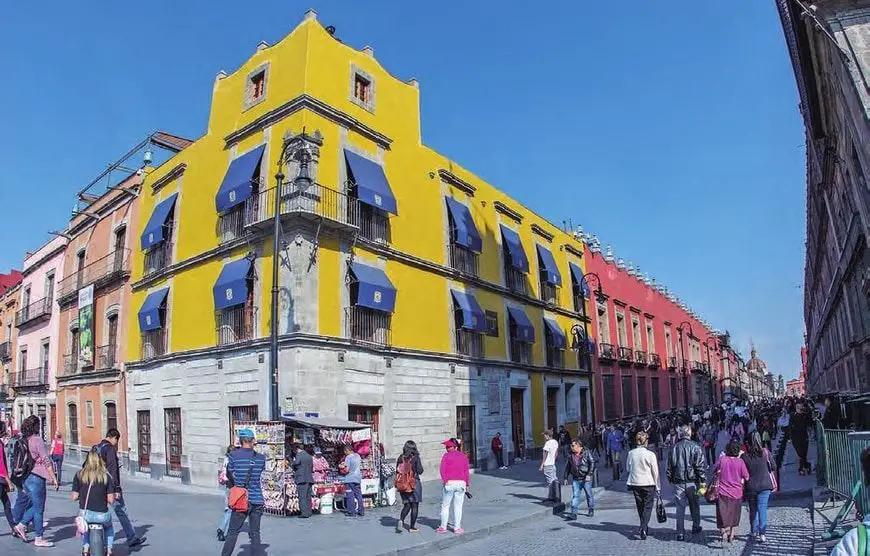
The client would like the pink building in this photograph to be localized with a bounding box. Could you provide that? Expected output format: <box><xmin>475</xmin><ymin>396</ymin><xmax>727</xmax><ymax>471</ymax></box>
<box><xmin>13</xmin><ymin>235</ymin><xmax>67</xmax><ymax>439</ymax></box>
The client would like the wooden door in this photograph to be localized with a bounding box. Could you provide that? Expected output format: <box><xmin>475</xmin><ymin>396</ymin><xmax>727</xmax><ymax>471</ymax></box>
<box><xmin>546</xmin><ymin>387</ymin><xmax>558</xmax><ymax>431</ymax></box>
<box><xmin>510</xmin><ymin>388</ymin><xmax>525</xmax><ymax>459</ymax></box>
<box><xmin>455</xmin><ymin>405</ymin><xmax>476</xmax><ymax>467</ymax></box>
<box><xmin>137</xmin><ymin>410</ymin><xmax>151</xmax><ymax>469</ymax></box>
<box><xmin>164</xmin><ymin>408</ymin><xmax>182</xmax><ymax>475</ymax></box>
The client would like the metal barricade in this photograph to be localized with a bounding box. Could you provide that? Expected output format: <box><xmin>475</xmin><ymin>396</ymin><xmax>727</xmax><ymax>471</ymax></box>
<box><xmin>850</xmin><ymin>432</ymin><xmax>870</xmax><ymax>518</ymax></box>
<box><xmin>824</xmin><ymin>429</ymin><xmax>855</xmax><ymax>499</ymax></box>
<box><xmin>815</xmin><ymin>419</ymin><xmax>827</xmax><ymax>487</ymax></box>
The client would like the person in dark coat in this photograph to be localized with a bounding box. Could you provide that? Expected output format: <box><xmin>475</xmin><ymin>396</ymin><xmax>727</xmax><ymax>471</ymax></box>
<box><xmin>395</xmin><ymin>440</ymin><xmax>424</xmax><ymax>533</ymax></box>
<box><xmin>292</xmin><ymin>444</ymin><xmax>314</xmax><ymax>518</ymax></box>
<box><xmin>791</xmin><ymin>403</ymin><xmax>812</xmax><ymax>474</ymax></box>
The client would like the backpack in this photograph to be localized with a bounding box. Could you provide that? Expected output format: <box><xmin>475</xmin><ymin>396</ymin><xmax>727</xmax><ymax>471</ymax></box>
<box><xmin>10</xmin><ymin>437</ymin><xmax>35</xmax><ymax>486</ymax></box>
<box><xmin>395</xmin><ymin>457</ymin><xmax>417</xmax><ymax>493</ymax></box>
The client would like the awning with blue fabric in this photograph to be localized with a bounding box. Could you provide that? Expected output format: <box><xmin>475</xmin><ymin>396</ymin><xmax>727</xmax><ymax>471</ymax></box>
<box><xmin>344</xmin><ymin>150</ymin><xmax>398</xmax><ymax>214</ymax></box>
<box><xmin>349</xmin><ymin>262</ymin><xmax>397</xmax><ymax>312</ymax></box>
<box><xmin>500</xmin><ymin>225</ymin><xmax>529</xmax><ymax>272</ymax></box>
<box><xmin>450</xmin><ymin>290</ymin><xmax>487</xmax><ymax>332</ymax></box>
<box><xmin>507</xmin><ymin>307</ymin><xmax>535</xmax><ymax>343</ymax></box>
<box><xmin>445</xmin><ymin>198</ymin><xmax>482</xmax><ymax>252</ymax></box>
<box><xmin>536</xmin><ymin>245</ymin><xmax>562</xmax><ymax>286</ymax></box>
<box><xmin>138</xmin><ymin>288</ymin><xmax>169</xmax><ymax>332</ymax></box>
<box><xmin>569</xmin><ymin>262</ymin><xmax>590</xmax><ymax>297</ymax></box>
<box><xmin>215</xmin><ymin>145</ymin><xmax>265</xmax><ymax>214</ymax></box>
<box><xmin>213</xmin><ymin>257</ymin><xmax>253</xmax><ymax>310</ymax></box>
<box><xmin>140</xmin><ymin>193</ymin><xmax>178</xmax><ymax>250</ymax></box>
<box><xmin>544</xmin><ymin>318</ymin><xmax>567</xmax><ymax>349</ymax></box>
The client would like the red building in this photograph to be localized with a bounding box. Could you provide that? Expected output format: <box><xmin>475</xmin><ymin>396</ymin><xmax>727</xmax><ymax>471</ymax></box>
<box><xmin>582</xmin><ymin>242</ymin><xmax>726</xmax><ymax>422</ymax></box>
<box><xmin>0</xmin><ymin>270</ymin><xmax>22</xmax><ymax>295</ymax></box>
<box><xmin>787</xmin><ymin>347</ymin><xmax>808</xmax><ymax>396</ymax></box>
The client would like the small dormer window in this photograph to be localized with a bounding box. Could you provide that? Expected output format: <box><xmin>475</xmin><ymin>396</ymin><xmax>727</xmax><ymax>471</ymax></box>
<box><xmin>350</xmin><ymin>65</ymin><xmax>375</xmax><ymax>112</ymax></box>
<box><xmin>243</xmin><ymin>63</ymin><xmax>269</xmax><ymax>110</ymax></box>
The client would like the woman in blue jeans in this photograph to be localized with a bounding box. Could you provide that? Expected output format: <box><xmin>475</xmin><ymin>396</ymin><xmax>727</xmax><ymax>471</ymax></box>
<box><xmin>72</xmin><ymin>450</ymin><xmax>116</xmax><ymax>555</ymax></box>
<box><xmin>741</xmin><ymin>432</ymin><xmax>775</xmax><ymax>543</ymax></box>
<box><xmin>11</xmin><ymin>415</ymin><xmax>59</xmax><ymax>547</ymax></box>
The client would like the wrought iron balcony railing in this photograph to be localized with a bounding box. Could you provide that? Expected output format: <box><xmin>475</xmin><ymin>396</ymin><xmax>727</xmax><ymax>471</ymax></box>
<box><xmin>449</xmin><ymin>243</ymin><xmax>479</xmax><ymax>277</ymax></box>
<box><xmin>617</xmin><ymin>346</ymin><xmax>633</xmax><ymax>365</ymax></box>
<box><xmin>15</xmin><ymin>298</ymin><xmax>52</xmax><ymax>328</ymax></box>
<box><xmin>57</xmin><ymin>249</ymin><xmax>130</xmax><ymax>302</ymax></box>
<box><xmin>345</xmin><ymin>306</ymin><xmax>391</xmax><ymax>347</ymax></box>
<box><xmin>359</xmin><ymin>204</ymin><xmax>390</xmax><ymax>244</ymax></box>
<box><xmin>216</xmin><ymin>306</ymin><xmax>254</xmax><ymax>346</ymax></box>
<box><xmin>141</xmin><ymin>329</ymin><xmax>167</xmax><ymax>361</ymax></box>
<box><xmin>0</xmin><ymin>341</ymin><xmax>9</xmax><ymax>362</ymax></box>
<box><xmin>546</xmin><ymin>346</ymin><xmax>565</xmax><ymax>369</ymax></box>
<box><xmin>598</xmin><ymin>342</ymin><xmax>616</xmax><ymax>361</ymax></box>
<box><xmin>63</xmin><ymin>344</ymin><xmax>120</xmax><ymax>375</ymax></box>
<box><xmin>456</xmin><ymin>329</ymin><xmax>485</xmax><ymax>358</ymax></box>
<box><xmin>668</xmin><ymin>356</ymin><xmax>677</xmax><ymax>370</ymax></box>
<box><xmin>634</xmin><ymin>350</ymin><xmax>648</xmax><ymax>366</ymax></box>
<box><xmin>649</xmin><ymin>353</ymin><xmax>661</xmax><ymax>368</ymax></box>
<box><xmin>505</xmin><ymin>267</ymin><xmax>528</xmax><ymax>296</ymax></box>
<box><xmin>14</xmin><ymin>367</ymin><xmax>48</xmax><ymax>388</ymax></box>
<box><xmin>246</xmin><ymin>183</ymin><xmax>360</xmax><ymax>231</ymax></box>
<box><xmin>96</xmin><ymin>344</ymin><xmax>119</xmax><ymax>370</ymax></box>
<box><xmin>540</xmin><ymin>282</ymin><xmax>558</xmax><ymax>306</ymax></box>
<box><xmin>510</xmin><ymin>340</ymin><xmax>532</xmax><ymax>365</ymax></box>
<box><xmin>144</xmin><ymin>242</ymin><xmax>173</xmax><ymax>277</ymax></box>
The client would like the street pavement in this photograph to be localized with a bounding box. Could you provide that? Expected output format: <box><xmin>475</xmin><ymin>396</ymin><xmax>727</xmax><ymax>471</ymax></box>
<box><xmin>0</xmin><ymin>429</ymin><xmax>816</xmax><ymax>555</ymax></box>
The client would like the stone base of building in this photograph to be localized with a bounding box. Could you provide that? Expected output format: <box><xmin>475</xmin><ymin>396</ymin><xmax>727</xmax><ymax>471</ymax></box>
<box><xmin>125</xmin><ymin>341</ymin><xmax>591</xmax><ymax>488</ymax></box>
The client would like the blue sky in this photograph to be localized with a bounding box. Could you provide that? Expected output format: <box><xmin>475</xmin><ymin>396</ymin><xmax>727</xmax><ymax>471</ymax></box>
<box><xmin>0</xmin><ymin>1</ymin><xmax>805</xmax><ymax>378</ymax></box>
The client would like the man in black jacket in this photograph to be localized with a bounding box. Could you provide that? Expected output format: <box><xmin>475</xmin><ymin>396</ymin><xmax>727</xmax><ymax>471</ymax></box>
<box><xmin>94</xmin><ymin>429</ymin><xmax>145</xmax><ymax>547</ymax></box>
<box><xmin>667</xmin><ymin>425</ymin><xmax>706</xmax><ymax>541</ymax></box>
<box><xmin>292</xmin><ymin>444</ymin><xmax>314</xmax><ymax>518</ymax></box>
<box><xmin>562</xmin><ymin>440</ymin><xmax>595</xmax><ymax>519</ymax></box>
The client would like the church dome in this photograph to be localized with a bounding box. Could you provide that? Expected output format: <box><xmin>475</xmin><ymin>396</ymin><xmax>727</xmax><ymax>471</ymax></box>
<box><xmin>746</xmin><ymin>346</ymin><xmax>766</xmax><ymax>371</ymax></box>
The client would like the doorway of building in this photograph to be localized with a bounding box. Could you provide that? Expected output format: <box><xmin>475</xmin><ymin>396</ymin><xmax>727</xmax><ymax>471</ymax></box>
<box><xmin>455</xmin><ymin>405</ymin><xmax>476</xmax><ymax>467</ymax></box>
<box><xmin>546</xmin><ymin>387</ymin><xmax>559</xmax><ymax>432</ymax></box>
<box><xmin>510</xmin><ymin>388</ymin><xmax>525</xmax><ymax>460</ymax></box>
<box><xmin>164</xmin><ymin>408</ymin><xmax>182</xmax><ymax>477</ymax></box>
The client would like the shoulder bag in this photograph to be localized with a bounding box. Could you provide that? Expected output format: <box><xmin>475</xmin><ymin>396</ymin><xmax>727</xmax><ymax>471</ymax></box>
<box><xmin>74</xmin><ymin>482</ymin><xmax>94</xmax><ymax>536</ymax></box>
<box><xmin>656</xmin><ymin>491</ymin><xmax>667</xmax><ymax>523</ymax></box>
<box><xmin>705</xmin><ymin>467</ymin><xmax>721</xmax><ymax>503</ymax></box>
<box><xmin>764</xmin><ymin>449</ymin><xmax>779</xmax><ymax>493</ymax></box>
<box><xmin>228</xmin><ymin>457</ymin><xmax>256</xmax><ymax>512</ymax></box>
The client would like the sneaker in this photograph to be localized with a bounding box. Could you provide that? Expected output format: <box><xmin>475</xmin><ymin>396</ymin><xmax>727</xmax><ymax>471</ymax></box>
<box><xmin>409</xmin><ymin>528</ymin><xmax>419</xmax><ymax>533</ymax></box>
<box><xmin>128</xmin><ymin>537</ymin><xmax>146</xmax><ymax>548</ymax></box>
<box><xmin>454</xmin><ymin>528</ymin><xmax>465</xmax><ymax>535</ymax></box>
<box><xmin>13</xmin><ymin>524</ymin><xmax>27</xmax><ymax>542</ymax></box>
<box><xmin>395</xmin><ymin>521</ymin><xmax>404</xmax><ymax>534</ymax></box>
<box><xmin>677</xmin><ymin>534</ymin><xmax>685</xmax><ymax>541</ymax></box>
<box><xmin>639</xmin><ymin>529</ymin><xmax>647</xmax><ymax>540</ymax></box>
<box><xmin>588</xmin><ymin>509</ymin><xmax>594</xmax><ymax>517</ymax></box>
<box><xmin>33</xmin><ymin>538</ymin><xmax>54</xmax><ymax>547</ymax></box>
<box><xmin>217</xmin><ymin>529</ymin><xmax>226</xmax><ymax>542</ymax></box>
<box><xmin>436</xmin><ymin>527</ymin><xmax>448</xmax><ymax>534</ymax></box>
<box><xmin>759</xmin><ymin>534</ymin><xmax>766</xmax><ymax>543</ymax></box>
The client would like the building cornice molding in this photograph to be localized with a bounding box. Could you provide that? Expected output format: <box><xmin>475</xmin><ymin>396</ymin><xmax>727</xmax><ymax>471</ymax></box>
<box><xmin>151</xmin><ymin>163</ymin><xmax>187</xmax><ymax>193</ymax></box>
<box><xmin>22</xmin><ymin>245</ymin><xmax>67</xmax><ymax>278</ymax></box>
<box><xmin>438</xmin><ymin>169</ymin><xmax>475</xmax><ymax>197</ymax></box>
<box><xmin>493</xmin><ymin>201</ymin><xmax>522</xmax><ymax>224</ymax></box>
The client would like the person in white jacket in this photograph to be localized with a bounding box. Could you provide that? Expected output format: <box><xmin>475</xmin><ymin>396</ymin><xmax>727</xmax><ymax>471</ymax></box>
<box><xmin>625</xmin><ymin>431</ymin><xmax>661</xmax><ymax>540</ymax></box>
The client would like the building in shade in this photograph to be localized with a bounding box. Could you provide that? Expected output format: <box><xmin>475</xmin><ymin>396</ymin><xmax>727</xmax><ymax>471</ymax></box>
<box><xmin>0</xmin><ymin>273</ymin><xmax>23</xmax><ymax>417</ymax></box>
<box><xmin>582</xmin><ymin>241</ymin><xmax>731</xmax><ymax>422</ymax></box>
<box><xmin>775</xmin><ymin>1</ymin><xmax>870</xmax><ymax>396</ymax></box>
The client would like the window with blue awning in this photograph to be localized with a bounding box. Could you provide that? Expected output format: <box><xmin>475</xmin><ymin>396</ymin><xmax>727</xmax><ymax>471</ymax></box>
<box><xmin>500</xmin><ymin>225</ymin><xmax>529</xmax><ymax>272</ymax></box>
<box><xmin>536</xmin><ymin>245</ymin><xmax>562</xmax><ymax>286</ymax></box>
<box><xmin>544</xmin><ymin>318</ymin><xmax>567</xmax><ymax>349</ymax></box>
<box><xmin>140</xmin><ymin>194</ymin><xmax>178</xmax><ymax>250</ymax></box>
<box><xmin>569</xmin><ymin>262</ymin><xmax>589</xmax><ymax>297</ymax></box>
<box><xmin>349</xmin><ymin>262</ymin><xmax>397</xmax><ymax>312</ymax></box>
<box><xmin>507</xmin><ymin>307</ymin><xmax>535</xmax><ymax>343</ymax></box>
<box><xmin>215</xmin><ymin>145</ymin><xmax>265</xmax><ymax>214</ymax></box>
<box><xmin>445</xmin><ymin>198</ymin><xmax>482</xmax><ymax>252</ymax></box>
<box><xmin>213</xmin><ymin>257</ymin><xmax>254</xmax><ymax>310</ymax></box>
<box><xmin>138</xmin><ymin>288</ymin><xmax>169</xmax><ymax>332</ymax></box>
<box><xmin>344</xmin><ymin>150</ymin><xmax>397</xmax><ymax>215</ymax></box>
<box><xmin>450</xmin><ymin>290</ymin><xmax>487</xmax><ymax>332</ymax></box>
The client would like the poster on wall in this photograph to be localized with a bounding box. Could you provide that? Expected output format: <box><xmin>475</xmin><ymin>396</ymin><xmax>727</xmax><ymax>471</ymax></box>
<box><xmin>78</xmin><ymin>284</ymin><xmax>94</xmax><ymax>368</ymax></box>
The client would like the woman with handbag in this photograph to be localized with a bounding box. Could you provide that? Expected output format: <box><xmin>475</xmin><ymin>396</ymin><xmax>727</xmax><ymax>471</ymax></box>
<box><xmin>395</xmin><ymin>440</ymin><xmax>423</xmax><ymax>533</ymax></box>
<box><xmin>71</xmin><ymin>450</ymin><xmax>116</xmax><ymax>555</ymax></box>
<box><xmin>713</xmin><ymin>441</ymin><xmax>750</xmax><ymax>544</ymax></box>
<box><xmin>625</xmin><ymin>431</ymin><xmax>660</xmax><ymax>540</ymax></box>
<box><xmin>741</xmin><ymin>432</ymin><xmax>776</xmax><ymax>543</ymax></box>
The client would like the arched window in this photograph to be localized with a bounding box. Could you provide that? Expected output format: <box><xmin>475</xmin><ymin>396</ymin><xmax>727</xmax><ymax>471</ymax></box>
<box><xmin>67</xmin><ymin>403</ymin><xmax>79</xmax><ymax>445</ymax></box>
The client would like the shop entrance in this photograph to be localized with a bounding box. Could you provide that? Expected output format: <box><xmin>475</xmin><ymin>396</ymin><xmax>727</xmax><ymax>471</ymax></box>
<box><xmin>455</xmin><ymin>405</ymin><xmax>476</xmax><ymax>467</ymax></box>
<box><xmin>546</xmin><ymin>387</ymin><xmax>559</xmax><ymax>431</ymax></box>
<box><xmin>164</xmin><ymin>408</ymin><xmax>182</xmax><ymax>476</ymax></box>
<box><xmin>510</xmin><ymin>388</ymin><xmax>525</xmax><ymax>460</ymax></box>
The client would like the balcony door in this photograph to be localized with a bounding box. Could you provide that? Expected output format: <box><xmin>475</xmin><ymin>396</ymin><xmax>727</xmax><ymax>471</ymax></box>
<box><xmin>113</xmin><ymin>227</ymin><xmax>127</xmax><ymax>271</ymax></box>
<box><xmin>107</xmin><ymin>315</ymin><xmax>118</xmax><ymax>368</ymax></box>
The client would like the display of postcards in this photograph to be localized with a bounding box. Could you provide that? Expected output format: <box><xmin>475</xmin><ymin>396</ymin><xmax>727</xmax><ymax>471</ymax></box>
<box><xmin>255</xmin><ymin>424</ymin><xmax>269</xmax><ymax>442</ymax></box>
<box><xmin>268</xmin><ymin>424</ymin><xmax>283</xmax><ymax>443</ymax></box>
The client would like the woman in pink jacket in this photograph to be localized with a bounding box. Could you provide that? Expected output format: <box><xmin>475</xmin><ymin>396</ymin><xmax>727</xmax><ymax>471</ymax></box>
<box><xmin>436</xmin><ymin>438</ymin><xmax>470</xmax><ymax>535</ymax></box>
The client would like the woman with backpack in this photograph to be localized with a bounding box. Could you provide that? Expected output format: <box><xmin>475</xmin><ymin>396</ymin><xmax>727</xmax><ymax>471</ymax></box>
<box><xmin>394</xmin><ymin>440</ymin><xmax>423</xmax><ymax>533</ymax></box>
<box><xmin>10</xmin><ymin>415</ymin><xmax>58</xmax><ymax>547</ymax></box>
<box><xmin>72</xmin><ymin>450</ymin><xmax>116</xmax><ymax>555</ymax></box>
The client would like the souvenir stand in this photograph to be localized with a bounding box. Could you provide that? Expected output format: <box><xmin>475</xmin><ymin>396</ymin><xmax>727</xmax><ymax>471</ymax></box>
<box><xmin>232</xmin><ymin>414</ymin><xmax>382</xmax><ymax>517</ymax></box>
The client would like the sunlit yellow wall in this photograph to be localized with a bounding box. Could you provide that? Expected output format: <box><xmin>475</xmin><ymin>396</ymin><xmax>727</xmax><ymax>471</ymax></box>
<box><xmin>126</xmin><ymin>15</ymin><xmax>590</xmax><ymax>367</ymax></box>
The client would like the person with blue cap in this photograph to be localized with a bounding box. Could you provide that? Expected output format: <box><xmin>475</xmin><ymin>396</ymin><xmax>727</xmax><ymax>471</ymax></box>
<box><xmin>221</xmin><ymin>428</ymin><xmax>266</xmax><ymax>556</ymax></box>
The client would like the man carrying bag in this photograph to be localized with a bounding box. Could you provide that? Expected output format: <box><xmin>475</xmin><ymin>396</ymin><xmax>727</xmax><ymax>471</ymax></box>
<box><xmin>222</xmin><ymin>429</ymin><xmax>266</xmax><ymax>556</ymax></box>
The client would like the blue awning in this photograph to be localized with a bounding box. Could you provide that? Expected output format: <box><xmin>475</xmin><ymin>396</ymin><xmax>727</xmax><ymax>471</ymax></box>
<box><xmin>344</xmin><ymin>150</ymin><xmax>397</xmax><ymax>214</ymax></box>
<box><xmin>138</xmin><ymin>288</ymin><xmax>169</xmax><ymax>332</ymax></box>
<box><xmin>349</xmin><ymin>262</ymin><xmax>397</xmax><ymax>312</ymax></box>
<box><xmin>215</xmin><ymin>145</ymin><xmax>265</xmax><ymax>214</ymax></box>
<box><xmin>140</xmin><ymin>193</ymin><xmax>178</xmax><ymax>250</ymax></box>
<box><xmin>569</xmin><ymin>262</ymin><xmax>590</xmax><ymax>297</ymax></box>
<box><xmin>445</xmin><ymin>198</ymin><xmax>482</xmax><ymax>252</ymax></box>
<box><xmin>213</xmin><ymin>257</ymin><xmax>253</xmax><ymax>310</ymax></box>
<box><xmin>500</xmin><ymin>225</ymin><xmax>529</xmax><ymax>272</ymax></box>
<box><xmin>507</xmin><ymin>307</ymin><xmax>535</xmax><ymax>343</ymax></box>
<box><xmin>450</xmin><ymin>290</ymin><xmax>487</xmax><ymax>332</ymax></box>
<box><xmin>536</xmin><ymin>245</ymin><xmax>562</xmax><ymax>286</ymax></box>
<box><xmin>544</xmin><ymin>318</ymin><xmax>567</xmax><ymax>349</ymax></box>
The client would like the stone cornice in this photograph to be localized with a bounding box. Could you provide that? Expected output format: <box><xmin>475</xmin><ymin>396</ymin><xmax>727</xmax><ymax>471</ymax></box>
<box><xmin>131</xmin><ymin>237</ymin><xmax>249</xmax><ymax>291</ymax></box>
<box><xmin>493</xmin><ymin>201</ymin><xmax>522</xmax><ymax>224</ymax></box>
<box><xmin>530</xmin><ymin>224</ymin><xmax>553</xmax><ymax>243</ymax></box>
<box><xmin>438</xmin><ymin>169</ymin><xmax>475</xmax><ymax>197</ymax></box>
<box><xmin>22</xmin><ymin>245</ymin><xmax>67</xmax><ymax>278</ymax></box>
<box><xmin>563</xmin><ymin>244</ymin><xmax>583</xmax><ymax>259</ymax></box>
<box><xmin>151</xmin><ymin>163</ymin><xmax>187</xmax><ymax>193</ymax></box>
<box><xmin>223</xmin><ymin>94</ymin><xmax>392</xmax><ymax>150</ymax></box>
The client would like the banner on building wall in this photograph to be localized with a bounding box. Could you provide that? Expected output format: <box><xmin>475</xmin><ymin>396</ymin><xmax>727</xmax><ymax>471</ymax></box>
<box><xmin>78</xmin><ymin>285</ymin><xmax>94</xmax><ymax>367</ymax></box>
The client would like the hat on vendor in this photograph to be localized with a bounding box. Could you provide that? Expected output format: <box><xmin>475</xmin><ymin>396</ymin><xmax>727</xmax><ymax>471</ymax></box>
<box><xmin>314</xmin><ymin>447</ymin><xmax>322</xmax><ymax>455</ymax></box>
<box><xmin>238</xmin><ymin>428</ymin><xmax>255</xmax><ymax>441</ymax></box>
<box><xmin>442</xmin><ymin>438</ymin><xmax>458</xmax><ymax>449</ymax></box>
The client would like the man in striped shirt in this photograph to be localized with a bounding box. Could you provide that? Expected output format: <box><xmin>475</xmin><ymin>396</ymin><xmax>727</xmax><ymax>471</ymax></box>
<box><xmin>221</xmin><ymin>428</ymin><xmax>266</xmax><ymax>556</ymax></box>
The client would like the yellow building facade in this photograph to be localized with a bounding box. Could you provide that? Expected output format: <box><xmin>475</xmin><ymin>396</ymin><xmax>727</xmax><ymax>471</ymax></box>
<box><xmin>125</xmin><ymin>10</ymin><xmax>591</xmax><ymax>485</ymax></box>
